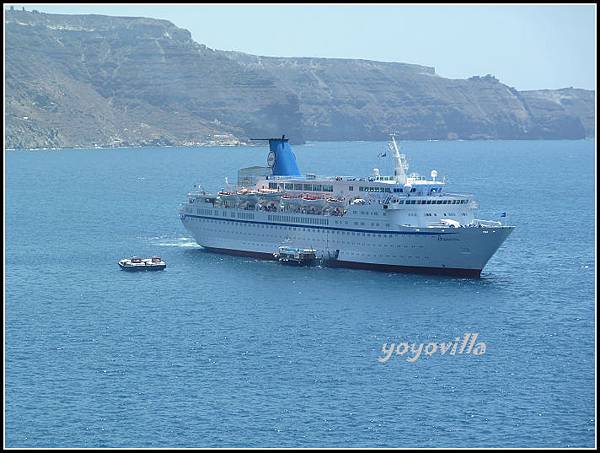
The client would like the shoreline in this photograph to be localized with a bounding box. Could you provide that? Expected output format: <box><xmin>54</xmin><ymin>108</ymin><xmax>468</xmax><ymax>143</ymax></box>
<box><xmin>5</xmin><ymin>136</ymin><xmax>595</xmax><ymax>152</ymax></box>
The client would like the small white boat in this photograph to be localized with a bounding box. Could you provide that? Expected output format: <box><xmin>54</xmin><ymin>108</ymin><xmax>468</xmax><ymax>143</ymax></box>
<box><xmin>118</xmin><ymin>256</ymin><xmax>166</xmax><ymax>271</ymax></box>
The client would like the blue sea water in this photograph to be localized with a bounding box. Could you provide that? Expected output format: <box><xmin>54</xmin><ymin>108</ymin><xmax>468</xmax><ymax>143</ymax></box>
<box><xmin>5</xmin><ymin>140</ymin><xmax>596</xmax><ymax>448</ymax></box>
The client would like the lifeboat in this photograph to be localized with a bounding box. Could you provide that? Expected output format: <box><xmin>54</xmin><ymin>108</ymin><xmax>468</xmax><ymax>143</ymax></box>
<box><xmin>301</xmin><ymin>196</ymin><xmax>327</xmax><ymax>207</ymax></box>
<box><xmin>258</xmin><ymin>189</ymin><xmax>283</xmax><ymax>201</ymax></box>
<box><xmin>238</xmin><ymin>190</ymin><xmax>259</xmax><ymax>203</ymax></box>
<box><xmin>218</xmin><ymin>191</ymin><xmax>239</xmax><ymax>206</ymax></box>
<box><xmin>281</xmin><ymin>195</ymin><xmax>303</xmax><ymax>205</ymax></box>
<box><xmin>326</xmin><ymin>197</ymin><xmax>346</xmax><ymax>208</ymax></box>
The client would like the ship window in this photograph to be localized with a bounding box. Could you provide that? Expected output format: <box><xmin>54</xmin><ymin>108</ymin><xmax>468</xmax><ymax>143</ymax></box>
<box><xmin>294</xmin><ymin>184</ymin><xmax>303</xmax><ymax>190</ymax></box>
<box><xmin>313</xmin><ymin>184</ymin><xmax>322</xmax><ymax>191</ymax></box>
<box><xmin>284</xmin><ymin>183</ymin><xmax>293</xmax><ymax>190</ymax></box>
<box><xmin>349</xmin><ymin>186</ymin><xmax>354</xmax><ymax>191</ymax></box>
<box><xmin>303</xmin><ymin>184</ymin><xmax>313</xmax><ymax>191</ymax></box>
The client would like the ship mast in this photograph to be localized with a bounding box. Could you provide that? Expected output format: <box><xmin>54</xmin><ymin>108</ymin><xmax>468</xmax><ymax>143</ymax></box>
<box><xmin>388</xmin><ymin>135</ymin><xmax>408</xmax><ymax>184</ymax></box>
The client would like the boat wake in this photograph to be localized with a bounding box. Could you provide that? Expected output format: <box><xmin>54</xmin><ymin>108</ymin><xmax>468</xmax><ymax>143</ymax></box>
<box><xmin>148</xmin><ymin>235</ymin><xmax>200</xmax><ymax>249</ymax></box>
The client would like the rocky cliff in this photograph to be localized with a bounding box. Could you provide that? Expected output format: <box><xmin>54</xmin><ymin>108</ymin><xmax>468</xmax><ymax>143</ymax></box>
<box><xmin>5</xmin><ymin>9</ymin><xmax>303</xmax><ymax>149</ymax></box>
<box><xmin>519</xmin><ymin>88</ymin><xmax>595</xmax><ymax>138</ymax></box>
<box><xmin>224</xmin><ymin>53</ymin><xmax>593</xmax><ymax>141</ymax></box>
<box><xmin>5</xmin><ymin>9</ymin><xmax>595</xmax><ymax>149</ymax></box>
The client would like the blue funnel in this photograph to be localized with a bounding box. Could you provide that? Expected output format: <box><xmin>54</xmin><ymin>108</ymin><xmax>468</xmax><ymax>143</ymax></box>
<box><xmin>269</xmin><ymin>137</ymin><xmax>301</xmax><ymax>176</ymax></box>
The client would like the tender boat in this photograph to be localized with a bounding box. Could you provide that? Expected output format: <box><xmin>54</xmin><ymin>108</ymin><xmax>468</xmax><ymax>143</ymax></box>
<box><xmin>118</xmin><ymin>256</ymin><xmax>166</xmax><ymax>271</ymax></box>
<box><xmin>273</xmin><ymin>246</ymin><xmax>317</xmax><ymax>266</ymax></box>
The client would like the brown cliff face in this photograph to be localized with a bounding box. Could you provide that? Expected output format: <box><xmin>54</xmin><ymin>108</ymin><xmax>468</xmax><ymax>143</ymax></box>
<box><xmin>5</xmin><ymin>10</ymin><xmax>303</xmax><ymax>149</ymax></box>
<box><xmin>5</xmin><ymin>10</ymin><xmax>594</xmax><ymax>149</ymax></box>
<box><xmin>224</xmin><ymin>53</ymin><xmax>592</xmax><ymax>141</ymax></box>
<box><xmin>519</xmin><ymin>88</ymin><xmax>595</xmax><ymax>138</ymax></box>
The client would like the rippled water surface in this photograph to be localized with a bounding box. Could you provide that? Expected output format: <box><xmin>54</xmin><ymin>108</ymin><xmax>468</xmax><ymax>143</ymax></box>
<box><xmin>5</xmin><ymin>140</ymin><xmax>596</xmax><ymax>447</ymax></box>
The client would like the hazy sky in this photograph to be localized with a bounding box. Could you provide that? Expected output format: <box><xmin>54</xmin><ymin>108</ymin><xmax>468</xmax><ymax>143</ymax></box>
<box><xmin>10</xmin><ymin>3</ymin><xmax>597</xmax><ymax>90</ymax></box>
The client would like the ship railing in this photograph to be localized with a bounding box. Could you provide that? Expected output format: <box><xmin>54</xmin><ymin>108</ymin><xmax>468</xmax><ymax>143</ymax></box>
<box><xmin>213</xmin><ymin>199</ymin><xmax>348</xmax><ymax>217</ymax></box>
<box><xmin>470</xmin><ymin>219</ymin><xmax>503</xmax><ymax>227</ymax></box>
<box><xmin>440</xmin><ymin>191</ymin><xmax>475</xmax><ymax>198</ymax></box>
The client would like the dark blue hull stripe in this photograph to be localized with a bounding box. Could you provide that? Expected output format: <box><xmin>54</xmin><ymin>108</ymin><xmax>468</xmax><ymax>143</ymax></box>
<box><xmin>203</xmin><ymin>246</ymin><xmax>481</xmax><ymax>278</ymax></box>
<box><xmin>182</xmin><ymin>213</ymin><xmax>455</xmax><ymax>235</ymax></box>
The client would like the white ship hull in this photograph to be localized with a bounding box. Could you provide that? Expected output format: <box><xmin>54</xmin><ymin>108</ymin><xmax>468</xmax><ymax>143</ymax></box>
<box><xmin>181</xmin><ymin>210</ymin><xmax>513</xmax><ymax>277</ymax></box>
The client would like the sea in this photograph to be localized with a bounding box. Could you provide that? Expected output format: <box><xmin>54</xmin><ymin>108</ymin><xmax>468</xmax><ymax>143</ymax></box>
<box><xmin>5</xmin><ymin>140</ymin><xmax>596</xmax><ymax>448</ymax></box>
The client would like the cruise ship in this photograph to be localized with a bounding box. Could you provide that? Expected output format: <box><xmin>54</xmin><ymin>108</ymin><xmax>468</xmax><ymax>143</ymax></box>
<box><xmin>179</xmin><ymin>136</ymin><xmax>514</xmax><ymax>277</ymax></box>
